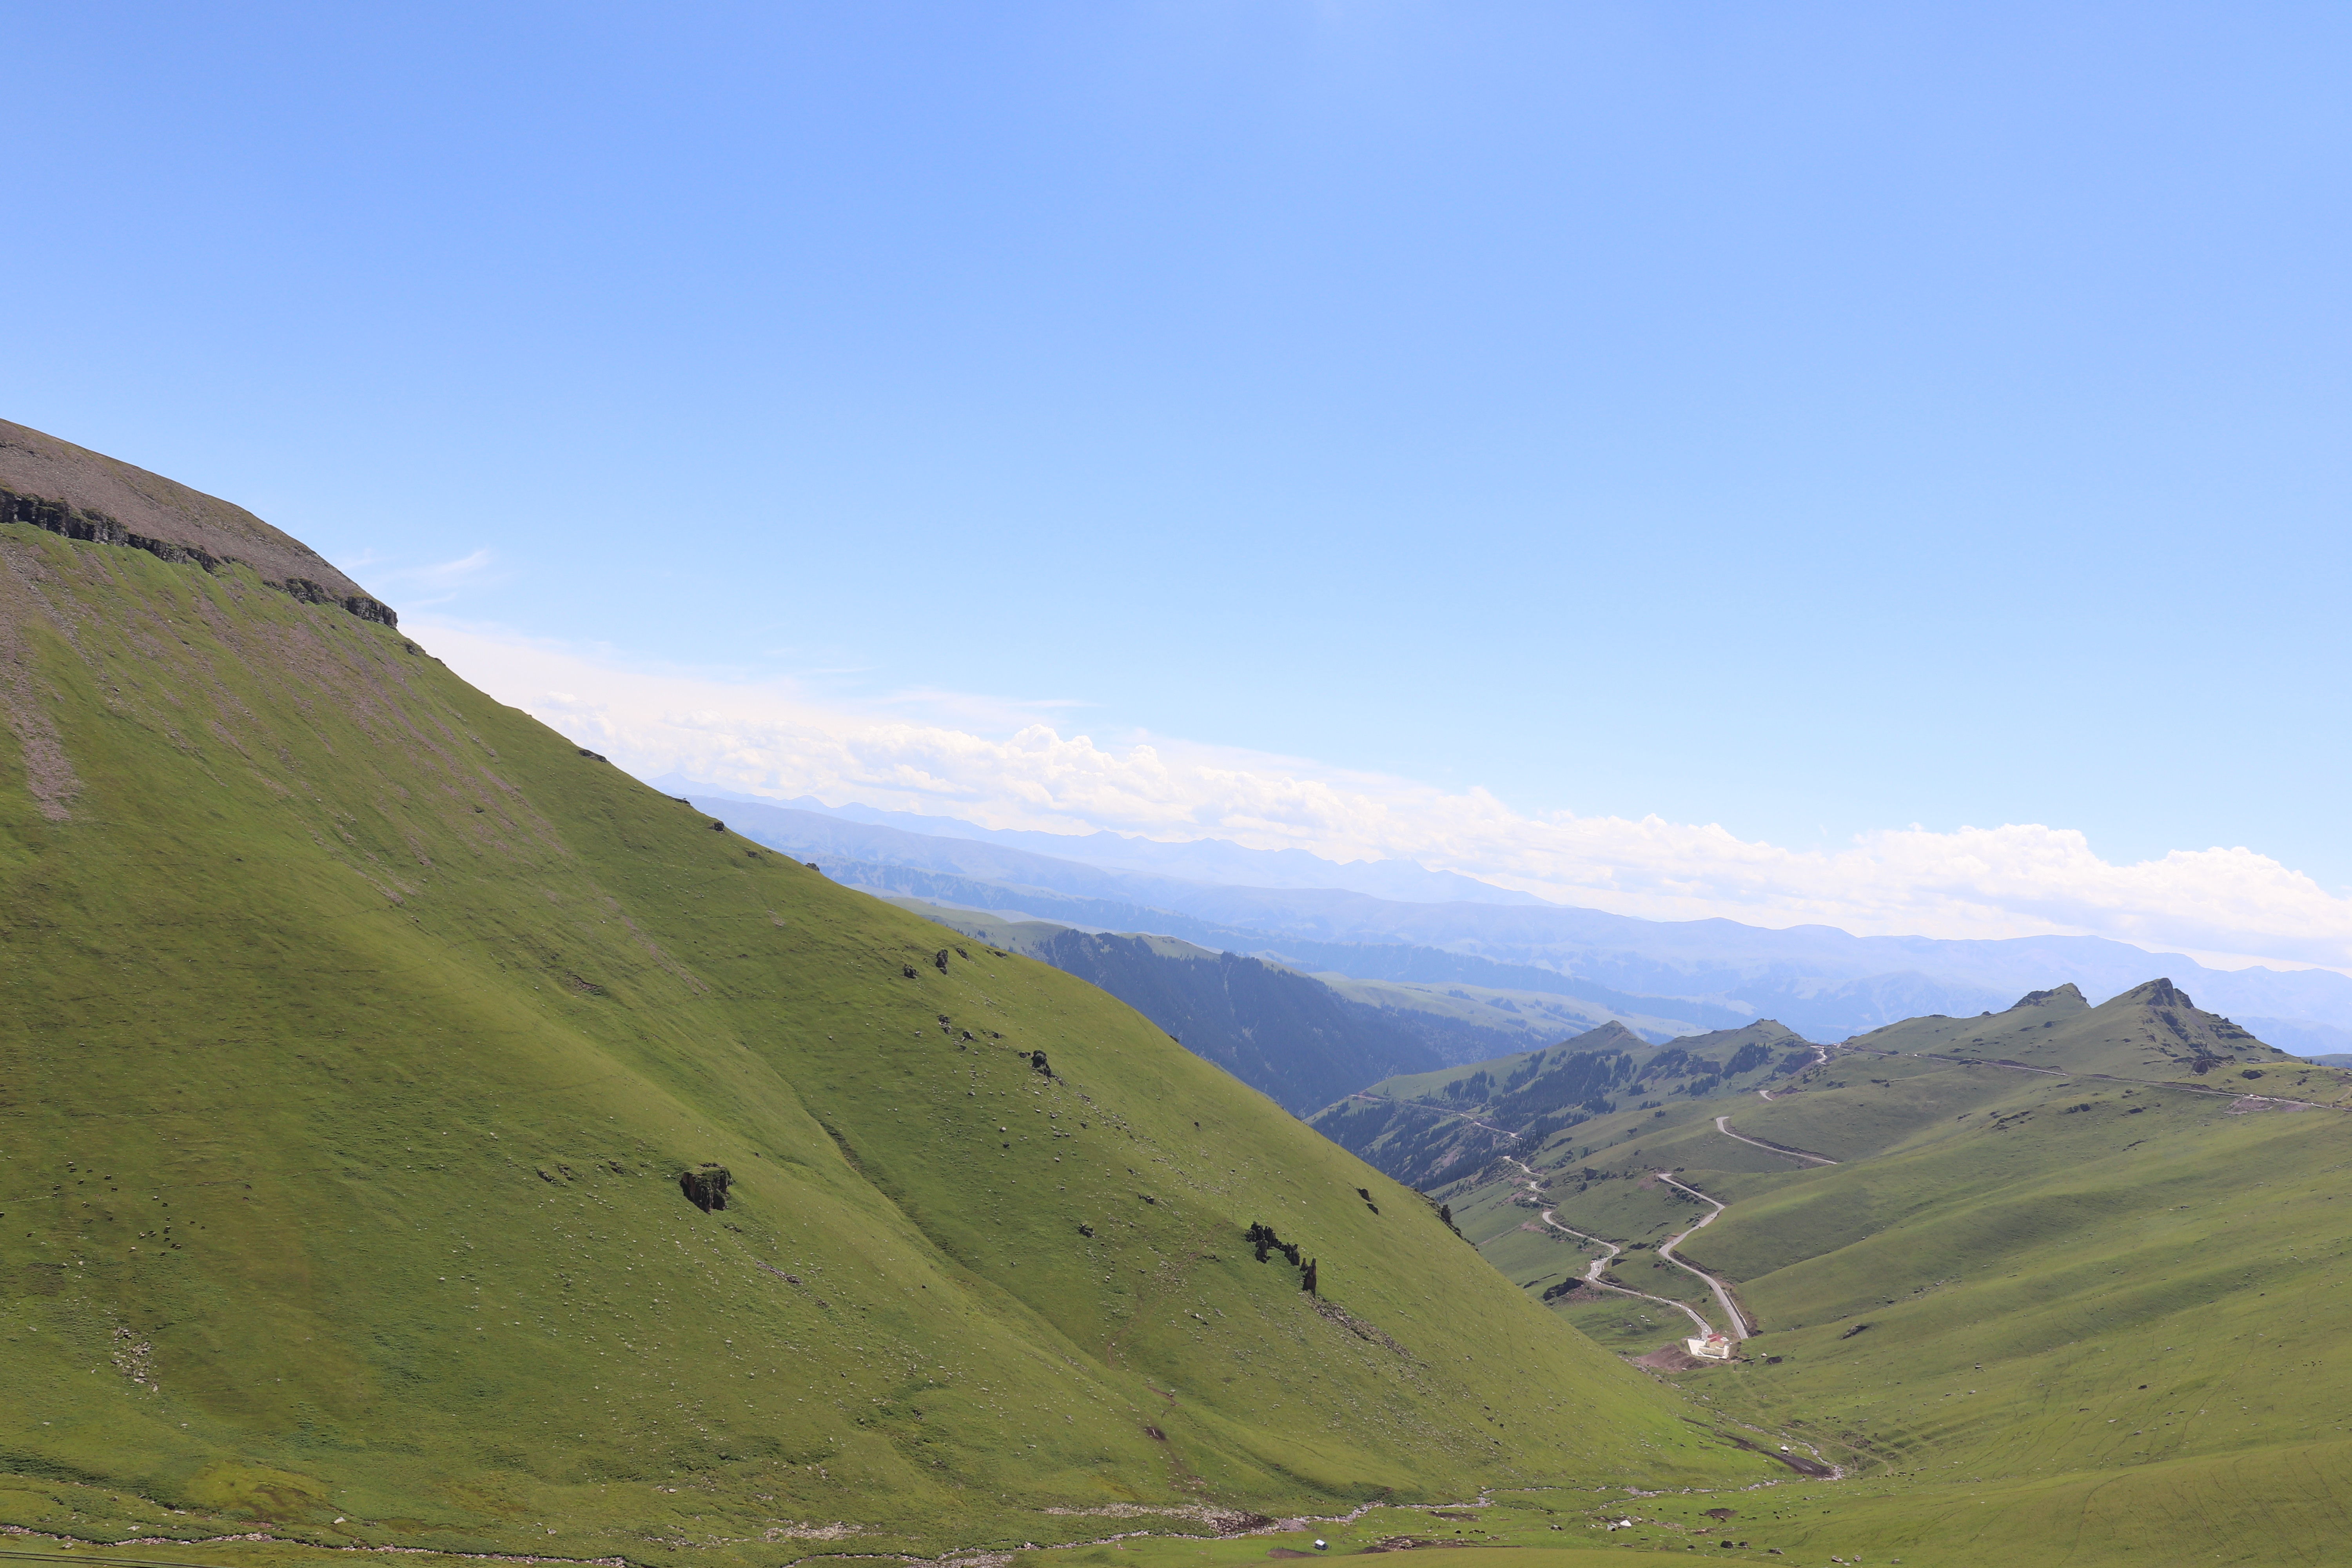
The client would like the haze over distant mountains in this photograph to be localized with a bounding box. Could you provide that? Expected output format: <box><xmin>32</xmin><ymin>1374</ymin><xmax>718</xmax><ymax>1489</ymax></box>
<box><xmin>686</xmin><ymin>786</ymin><xmax>2352</xmax><ymax>1053</ymax></box>
<box><xmin>662</xmin><ymin>780</ymin><xmax>1549</xmax><ymax>904</ymax></box>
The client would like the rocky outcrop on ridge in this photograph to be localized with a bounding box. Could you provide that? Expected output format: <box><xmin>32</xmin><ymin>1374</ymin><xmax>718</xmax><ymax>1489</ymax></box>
<box><xmin>0</xmin><ymin>417</ymin><xmax>395</xmax><ymax>625</ymax></box>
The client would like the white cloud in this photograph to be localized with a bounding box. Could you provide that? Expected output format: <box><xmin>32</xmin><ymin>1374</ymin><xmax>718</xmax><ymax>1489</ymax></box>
<box><xmin>362</xmin><ymin>549</ymin><xmax>502</xmax><ymax>606</ymax></box>
<box><xmin>414</xmin><ymin>547</ymin><xmax>497</xmax><ymax>584</ymax></box>
<box><xmin>410</xmin><ymin>617</ymin><xmax>2352</xmax><ymax>975</ymax></box>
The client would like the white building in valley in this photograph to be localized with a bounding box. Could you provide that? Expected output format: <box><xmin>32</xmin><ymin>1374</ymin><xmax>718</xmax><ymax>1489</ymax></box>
<box><xmin>1686</xmin><ymin>1332</ymin><xmax>1735</xmax><ymax>1361</ymax></box>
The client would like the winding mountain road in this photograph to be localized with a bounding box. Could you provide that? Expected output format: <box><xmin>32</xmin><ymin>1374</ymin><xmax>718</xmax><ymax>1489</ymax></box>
<box><xmin>1483</xmin><ymin>1030</ymin><xmax>2331</xmax><ymax>1361</ymax></box>
<box><xmin>1505</xmin><ymin>1157</ymin><xmax>1748</xmax><ymax>1341</ymax></box>
<box><xmin>1347</xmin><ymin>1091</ymin><xmax>1514</xmax><ymax>1139</ymax></box>
<box><xmin>1650</xmin><ymin>1172</ymin><xmax>1752</xmax><ymax>1339</ymax></box>
<box><xmin>1503</xmin><ymin>1105</ymin><xmax>1821</xmax><ymax>1343</ymax></box>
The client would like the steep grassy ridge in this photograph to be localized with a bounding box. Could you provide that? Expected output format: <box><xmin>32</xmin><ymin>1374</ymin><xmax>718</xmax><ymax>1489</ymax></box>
<box><xmin>0</xmin><ymin>507</ymin><xmax>1772</xmax><ymax>1565</ymax></box>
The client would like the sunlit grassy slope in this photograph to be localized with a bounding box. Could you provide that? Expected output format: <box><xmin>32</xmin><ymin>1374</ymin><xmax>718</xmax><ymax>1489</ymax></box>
<box><xmin>0</xmin><ymin>515</ymin><xmax>1777</xmax><ymax>1564</ymax></box>
<box><xmin>1424</xmin><ymin>980</ymin><xmax>2352</xmax><ymax>1564</ymax></box>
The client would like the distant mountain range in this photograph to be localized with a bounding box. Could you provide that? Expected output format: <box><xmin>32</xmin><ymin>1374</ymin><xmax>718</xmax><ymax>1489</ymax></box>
<box><xmin>666</xmin><ymin>781</ymin><xmax>1547</xmax><ymax>904</ymax></box>
<box><xmin>690</xmin><ymin>789</ymin><xmax>2352</xmax><ymax>1050</ymax></box>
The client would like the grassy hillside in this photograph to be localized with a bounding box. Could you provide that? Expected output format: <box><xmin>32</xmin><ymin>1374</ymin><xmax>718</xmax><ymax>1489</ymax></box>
<box><xmin>0</xmin><ymin>500</ymin><xmax>1776</xmax><ymax>1566</ymax></box>
<box><xmin>1417</xmin><ymin>982</ymin><xmax>2352</xmax><ymax>1564</ymax></box>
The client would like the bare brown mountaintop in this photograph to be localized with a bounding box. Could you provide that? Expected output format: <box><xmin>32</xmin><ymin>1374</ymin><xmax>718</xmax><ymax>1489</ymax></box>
<box><xmin>0</xmin><ymin>417</ymin><xmax>384</xmax><ymax>613</ymax></box>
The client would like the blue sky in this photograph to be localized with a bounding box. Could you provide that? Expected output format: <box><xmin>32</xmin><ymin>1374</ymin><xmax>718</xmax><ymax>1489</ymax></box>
<box><xmin>9</xmin><ymin>4</ymin><xmax>2350</xmax><ymax>958</ymax></box>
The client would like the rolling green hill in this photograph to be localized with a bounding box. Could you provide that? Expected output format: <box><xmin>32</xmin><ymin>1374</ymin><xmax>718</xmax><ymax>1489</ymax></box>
<box><xmin>1422</xmin><ymin>980</ymin><xmax>2352</xmax><ymax>1564</ymax></box>
<box><xmin>0</xmin><ymin>432</ymin><xmax>1776</xmax><ymax>1566</ymax></box>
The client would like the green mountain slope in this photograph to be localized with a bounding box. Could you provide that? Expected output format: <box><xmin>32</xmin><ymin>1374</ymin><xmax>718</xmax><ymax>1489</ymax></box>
<box><xmin>1310</xmin><ymin>1022</ymin><xmax>1817</xmax><ymax>1189</ymax></box>
<box><xmin>0</xmin><ymin>444</ymin><xmax>1774</xmax><ymax>1564</ymax></box>
<box><xmin>1423</xmin><ymin>981</ymin><xmax>2352</xmax><ymax>1564</ymax></box>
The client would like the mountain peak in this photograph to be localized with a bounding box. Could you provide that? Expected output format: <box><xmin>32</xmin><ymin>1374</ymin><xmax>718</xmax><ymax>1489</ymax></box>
<box><xmin>2011</xmin><ymin>982</ymin><xmax>2089</xmax><ymax>1011</ymax></box>
<box><xmin>2116</xmin><ymin>977</ymin><xmax>2192</xmax><ymax>1010</ymax></box>
<box><xmin>1564</xmin><ymin>1019</ymin><xmax>1648</xmax><ymax>1051</ymax></box>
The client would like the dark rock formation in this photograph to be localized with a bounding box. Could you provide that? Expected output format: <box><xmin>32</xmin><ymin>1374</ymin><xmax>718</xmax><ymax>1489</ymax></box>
<box><xmin>679</xmin><ymin>1164</ymin><xmax>731</xmax><ymax>1212</ymax></box>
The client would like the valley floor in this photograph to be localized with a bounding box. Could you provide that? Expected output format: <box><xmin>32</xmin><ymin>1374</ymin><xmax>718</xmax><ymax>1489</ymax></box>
<box><xmin>9</xmin><ymin>1460</ymin><xmax>2348</xmax><ymax>1568</ymax></box>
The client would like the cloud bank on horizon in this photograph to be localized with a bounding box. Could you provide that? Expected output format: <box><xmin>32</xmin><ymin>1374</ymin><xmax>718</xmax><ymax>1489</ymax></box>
<box><xmin>419</xmin><ymin>619</ymin><xmax>2352</xmax><ymax>976</ymax></box>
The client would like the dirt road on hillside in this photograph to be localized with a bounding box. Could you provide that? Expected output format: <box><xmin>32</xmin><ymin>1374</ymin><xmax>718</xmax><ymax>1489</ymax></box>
<box><xmin>1712</xmin><ymin>1114</ymin><xmax>1839</xmax><ymax>1166</ymax></box>
<box><xmin>1347</xmin><ymin>1091</ymin><xmax>1514</xmax><ymax>1138</ymax></box>
<box><xmin>1503</xmin><ymin>1157</ymin><xmax>1740</xmax><ymax>1340</ymax></box>
<box><xmin>1650</xmin><ymin>1173</ymin><xmax>1753</xmax><ymax>1339</ymax></box>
